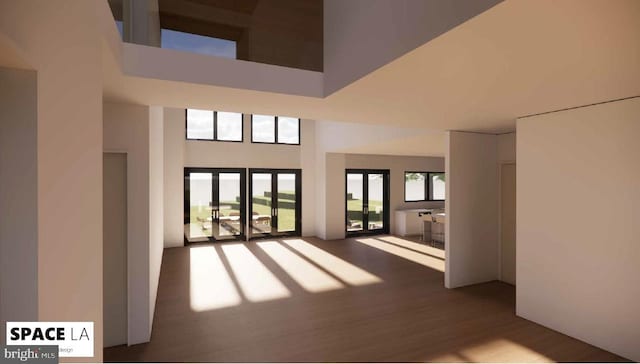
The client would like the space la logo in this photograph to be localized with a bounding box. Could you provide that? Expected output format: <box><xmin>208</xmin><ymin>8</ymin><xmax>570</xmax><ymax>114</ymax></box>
<box><xmin>6</xmin><ymin>323</ymin><xmax>93</xmax><ymax>358</ymax></box>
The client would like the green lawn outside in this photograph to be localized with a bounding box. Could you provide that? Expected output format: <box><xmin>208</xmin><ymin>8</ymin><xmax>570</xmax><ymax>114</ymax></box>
<box><xmin>252</xmin><ymin>202</ymin><xmax>295</xmax><ymax>233</ymax></box>
<box><xmin>347</xmin><ymin>199</ymin><xmax>383</xmax><ymax>228</ymax></box>
<box><xmin>191</xmin><ymin>196</ymin><xmax>381</xmax><ymax>234</ymax></box>
<box><xmin>190</xmin><ymin>201</ymin><xmax>240</xmax><ymax>222</ymax></box>
<box><xmin>189</xmin><ymin>190</ymin><xmax>299</xmax><ymax>235</ymax></box>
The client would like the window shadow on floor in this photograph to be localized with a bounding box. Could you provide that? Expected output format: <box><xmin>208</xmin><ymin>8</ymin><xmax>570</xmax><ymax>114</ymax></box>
<box><xmin>104</xmin><ymin>236</ymin><xmax>629</xmax><ymax>363</ymax></box>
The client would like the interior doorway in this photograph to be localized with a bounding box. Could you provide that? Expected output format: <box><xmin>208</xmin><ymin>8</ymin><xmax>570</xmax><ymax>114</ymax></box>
<box><xmin>500</xmin><ymin>163</ymin><xmax>516</xmax><ymax>285</ymax></box>
<box><xmin>345</xmin><ymin>169</ymin><xmax>390</xmax><ymax>236</ymax></box>
<box><xmin>103</xmin><ymin>152</ymin><xmax>128</xmax><ymax>347</ymax></box>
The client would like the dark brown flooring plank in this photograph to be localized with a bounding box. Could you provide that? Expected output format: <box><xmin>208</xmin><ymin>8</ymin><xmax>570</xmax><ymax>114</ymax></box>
<box><xmin>104</xmin><ymin>236</ymin><xmax>628</xmax><ymax>363</ymax></box>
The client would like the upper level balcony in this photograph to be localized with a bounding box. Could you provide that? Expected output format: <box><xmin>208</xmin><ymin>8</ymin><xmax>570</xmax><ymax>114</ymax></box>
<box><xmin>108</xmin><ymin>0</ymin><xmax>323</xmax><ymax>72</ymax></box>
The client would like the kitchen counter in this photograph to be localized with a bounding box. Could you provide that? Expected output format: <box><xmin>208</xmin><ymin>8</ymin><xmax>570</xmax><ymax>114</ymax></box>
<box><xmin>394</xmin><ymin>208</ymin><xmax>436</xmax><ymax>236</ymax></box>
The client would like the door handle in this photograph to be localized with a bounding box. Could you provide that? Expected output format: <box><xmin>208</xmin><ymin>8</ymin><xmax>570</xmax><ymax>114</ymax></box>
<box><xmin>364</xmin><ymin>207</ymin><xmax>368</xmax><ymax>214</ymax></box>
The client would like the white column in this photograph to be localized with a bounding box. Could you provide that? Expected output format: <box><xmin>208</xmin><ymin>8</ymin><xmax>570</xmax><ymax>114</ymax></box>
<box><xmin>445</xmin><ymin>131</ymin><xmax>499</xmax><ymax>289</ymax></box>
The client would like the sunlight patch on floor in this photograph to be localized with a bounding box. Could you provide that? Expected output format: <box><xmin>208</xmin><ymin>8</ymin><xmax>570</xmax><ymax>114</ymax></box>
<box><xmin>282</xmin><ymin>239</ymin><xmax>382</xmax><ymax>286</ymax></box>
<box><xmin>377</xmin><ymin>236</ymin><xmax>445</xmax><ymax>259</ymax></box>
<box><xmin>427</xmin><ymin>338</ymin><xmax>553</xmax><ymax>363</ymax></box>
<box><xmin>222</xmin><ymin>243</ymin><xmax>291</xmax><ymax>302</ymax></box>
<box><xmin>189</xmin><ymin>246</ymin><xmax>241</xmax><ymax>311</ymax></box>
<box><xmin>355</xmin><ymin>238</ymin><xmax>445</xmax><ymax>272</ymax></box>
<box><xmin>257</xmin><ymin>241</ymin><xmax>344</xmax><ymax>293</ymax></box>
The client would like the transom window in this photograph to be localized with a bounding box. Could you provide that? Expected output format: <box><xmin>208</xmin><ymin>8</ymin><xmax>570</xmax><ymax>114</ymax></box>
<box><xmin>404</xmin><ymin>172</ymin><xmax>445</xmax><ymax>202</ymax></box>
<box><xmin>186</xmin><ymin>109</ymin><xmax>243</xmax><ymax>142</ymax></box>
<box><xmin>251</xmin><ymin>115</ymin><xmax>300</xmax><ymax>145</ymax></box>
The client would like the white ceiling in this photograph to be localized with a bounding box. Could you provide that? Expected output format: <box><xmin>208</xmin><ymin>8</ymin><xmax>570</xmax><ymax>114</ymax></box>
<box><xmin>103</xmin><ymin>0</ymin><xmax>640</xmax><ymax>141</ymax></box>
<box><xmin>314</xmin><ymin>120</ymin><xmax>446</xmax><ymax>157</ymax></box>
<box><xmin>335</xmin><ymin>134</ymin><xmax>447</xmax><ymax>158</ymax></box>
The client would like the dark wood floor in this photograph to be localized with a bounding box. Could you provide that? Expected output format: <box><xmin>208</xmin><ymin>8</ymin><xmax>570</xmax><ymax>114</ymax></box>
<box><xmin>104</xmin><ymin>235</ymin><xmax>627</xmax><ymax>362</ymax></box>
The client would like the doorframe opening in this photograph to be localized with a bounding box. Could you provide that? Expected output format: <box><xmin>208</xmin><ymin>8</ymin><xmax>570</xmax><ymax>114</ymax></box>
<box><xmin>345</xmin><ymin>169</ymin><xmax>390</xmax><ymax>237</ymax></box>
<box><xmin>183</xmin><ymin>167</ymin><xmax>247</xmax><ymax>244</ymax></box>
<box><xmin>248</xmin><ymin>168</ymin><xmax>302</xmax><ymax>240</ymax></box>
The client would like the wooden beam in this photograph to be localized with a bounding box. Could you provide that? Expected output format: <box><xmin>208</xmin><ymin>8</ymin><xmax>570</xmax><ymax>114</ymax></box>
<box><xmin>159</xmin><ymin>0</ymin><xmax>252</xmax><ymax>29</ymax></box>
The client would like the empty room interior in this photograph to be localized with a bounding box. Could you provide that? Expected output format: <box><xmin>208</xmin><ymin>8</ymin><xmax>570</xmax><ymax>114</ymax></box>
<box><xmin>0</xmin><ymin>0</ymin><xmax>639</xmax><ymax>363</ymax></box>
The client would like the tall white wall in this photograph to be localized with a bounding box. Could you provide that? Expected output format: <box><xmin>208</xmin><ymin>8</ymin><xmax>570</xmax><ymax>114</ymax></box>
<box><xmin>345</xmin><ymin>154</ymin><xmax>445</xmax><ymax>234</ymax></box>
<box><xmin>445</xmin><ymin>131</ymin><xmax>499</xmax><ymax>288</ymax></box>
<box><xmin>516</xmin><ymin>97</ymin><xmax>640</xmax><ymax>361</ymax></box>
<box><xmin>323</xmin><ymin>153</ymin><xmax>346</xmax><ymax>240</ymax></box>
<box><xmin>0</xmin><ymin>1</ymin><xmax>105</xmax><ymax>360</ymax></box>
<box><xmin>163</xmin><ymin>108</ymin><xmax>185</xmax><ymax>247</ymax></box>
<box><xmin>314</xmin><ymin>144</ymin><xmax>328</xmax><ymax>239</ymax></box>
<box><xmin>323</xmin><ymin>0</ymin><xmax>501</xmax><ymax>94</ymax></box>
<box><xmin>0</xmin><ymin>67</ymin><xmax>38</xmax><ymax>346</ymax></box>
<box><xmin>300</xmin><ymin>119</ymin><xmax>316</xmax><ymax>236</ymax></box>
<box><xmin>148</xmin><ymin>106</ymin><xmax>164</xmax><ymax>333</ymax></box>
<box><xmin>104</xmin><ymin>102</ymin><xmax>159</xmax><ymax>345</ymax></box>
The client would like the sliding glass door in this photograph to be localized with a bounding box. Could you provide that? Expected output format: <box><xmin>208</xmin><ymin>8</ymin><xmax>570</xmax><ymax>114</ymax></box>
<box><xmin>184</xmin><ymin>168</ymin><xmax>246</xmax><ymax>243</ymax></box>
<box><xmin>346</xmin><ymin>169</ymin><xmax>390</xmax><ymax>236</ymax></box>
<box><xmin>249</xmin><ymin>169</ymin><xmax>301</xmax><ymax>239</ymax></box>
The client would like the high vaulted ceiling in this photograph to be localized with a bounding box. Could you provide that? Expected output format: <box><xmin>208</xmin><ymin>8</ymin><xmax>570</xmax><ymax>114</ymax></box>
<box><xmin>325</xmin><ymin>0</ymin><xmax>640</xmax><ymax>133</ymax></box>
<box><xmin>103</xmin><ymin>0</ymin><xmax>640</xmax><ymax>135</ymax></box>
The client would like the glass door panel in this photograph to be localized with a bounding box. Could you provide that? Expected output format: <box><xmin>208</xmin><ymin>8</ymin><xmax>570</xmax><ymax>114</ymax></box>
<box><xmin>367</xmin><ymin>173</ymin><xmax>384</xmax><ymax>230</ymax></box>
<box><xmin>346</xmin><ymin>173</ymin><xmax>364</xmax><ymax>232</ymax></box>
<box><xmin>249</xmin><ymin>169</ymin><xmax>301</xmax><ymax>239</ymax></box>
<box><xmin>217</xmin><ymin>173</ymin><xmax>242</xmax><ymax>238</ymax></box>
<box><xmin>277</xmin><ymin>173</ymin><xmax>296</xmax><ymax>233</ymax></box>
<box><xmin>187</xmin><ymin>172</ymin><xmax>213</xmax><ymax>242</ymax></box>
<box><xmin>346</xmin><ymin>169</ymin><xmax>389</xmax><ymax>236</ymax></box>
<box><xmin>184</xmin><ymin>168</ymin><xmax>245</xmax><ymax>243</ymax></box>
<box><xmin>251</xmin><ymin>173</ymin><xmax>273</xmax><ymax>235</ymax></box>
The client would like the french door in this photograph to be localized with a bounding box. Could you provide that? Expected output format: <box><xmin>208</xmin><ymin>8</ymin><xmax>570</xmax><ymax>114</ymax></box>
<box><xmin>249</xmin><ymin>169</ymin><xmax>301</xmax><ymax>239</ymax></box>
<box><xmin>184</xmin><ymin>168</ymin><xmax>246</xmax><ymax>243</ymax></box>
<box><xmin>345</xmin><ymin>169</ymin><xmax>390</xmax><ymax>236</ymax></box>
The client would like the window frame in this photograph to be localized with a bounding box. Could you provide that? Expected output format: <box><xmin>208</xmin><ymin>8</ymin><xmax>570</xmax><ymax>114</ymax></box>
<box><xmin>185</xmin><ymin>109</ymin><xmax>244</xmax><ymax>143</ymax></box>
<box><xmin>250</xmin><ymin>114</ymin><xmax>277</xmax><ymax>144</ymax></box>
<box><xmin>428</xmin><ymin>172</ymin><xmax>446</xmax><ymax>202</ymax></box>
<box><xmin>404</xmin><ymin>171</ymin><xmax>445</xmax><ymax>202</ymax></box>
<box><xmin>251</xmin><ymin>114</ymin><xmax>301</xmax><ymax>145</ymax></box>
<box><xmin>403</xmin><ymin>171</ymin><xmax>428</xmax><ymax>202</ymax></box>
